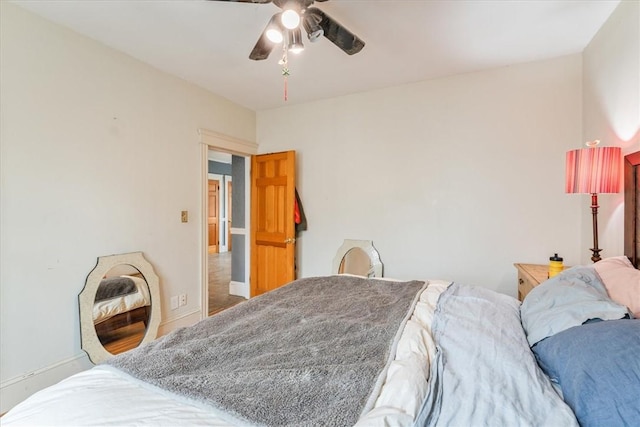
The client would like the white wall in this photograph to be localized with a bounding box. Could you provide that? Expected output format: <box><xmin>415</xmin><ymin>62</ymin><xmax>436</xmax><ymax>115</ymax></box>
<box><xmin>582</xmin><ymin>0</ymin><xmax>640</xmax><ymax>264</ymax></box>
<box><xmin>258</xmin><ymin>55</ymin><xmax>584</xmax><ymax>293</ymax></box>
<box><xmin>0</xmin><ymin>2</ymin><xmax>255</xmax><ymax>411</ymax></box>
<box><xmin>2</xmin><ymin>0</ymin><xmax>636</xmax><ymax>416</ymax></box>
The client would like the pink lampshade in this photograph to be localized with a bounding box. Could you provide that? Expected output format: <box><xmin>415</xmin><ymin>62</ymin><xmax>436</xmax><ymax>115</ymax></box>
<box><xmin>565</xmin><ymin>146</ymin><xmax>622</xmax><ymax>194</ymax></box>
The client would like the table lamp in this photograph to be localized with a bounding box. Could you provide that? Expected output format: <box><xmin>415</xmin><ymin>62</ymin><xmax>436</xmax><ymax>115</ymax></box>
<box><xmin>566</xmin><ymin>140</ymin><xmax>622</xmax><ymax>262</ymax></box>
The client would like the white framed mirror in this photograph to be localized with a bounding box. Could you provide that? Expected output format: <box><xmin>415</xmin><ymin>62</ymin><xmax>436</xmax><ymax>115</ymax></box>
<box><xmin>79</xmin><ymin>252</ymin><xmax>161</xmax><ymax>364</ymax></box>
<box><xmin>332</xmin><ymin>239</ymin><xmax>383</xmax><ymax>278</ymax></box>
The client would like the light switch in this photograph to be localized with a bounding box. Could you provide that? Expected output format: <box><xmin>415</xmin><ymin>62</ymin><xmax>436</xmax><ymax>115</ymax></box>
<box><xmin>181</xmin><ymin>210</ymin><xmax>188</xmax><ymax>223</ymax></box>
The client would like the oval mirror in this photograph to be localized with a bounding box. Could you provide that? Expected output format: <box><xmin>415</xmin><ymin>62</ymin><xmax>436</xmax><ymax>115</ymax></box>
<box><xmin>79</xmin><ymin>252</ymin><xmax>161</xmax><ymax>364</ymax></box>
<box><xmin>339</xmin><ymin>248</ymin><xmax>373</xmax><ymax>276</ymax></box>
<box><xmin>332</xmin><ymin>239</ymin><xmax>383</xmax><ymax>278</ymax></box>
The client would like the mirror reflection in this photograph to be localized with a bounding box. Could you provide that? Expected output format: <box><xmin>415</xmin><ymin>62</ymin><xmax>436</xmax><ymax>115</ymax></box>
<box><xmin>332</xmin><ymin>239</ymin><xmax>384</xmax><ymax>278</ymax></box>
<box><xmin>80</xmin><ymin>252</ymin><xmax>161</xmax><ymax>364</ymax></box>
<box><xmin>338</xmin><ymin>248</ymin><xmax>373</xmax><ymax>277</ymax></box>
<box><xmin>93</xmin><ymin>264</ymin><xmax>150</xmax><ymax>355</ymax></box>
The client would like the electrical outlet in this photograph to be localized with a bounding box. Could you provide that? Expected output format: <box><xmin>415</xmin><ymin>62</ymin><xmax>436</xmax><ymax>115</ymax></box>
<box><xmin>179</xmin><ymin>293</ymin><xmax>187</xmax><ymax>307</ymax></box>
<box><xmin>170</xmin><ymin>296</ymin><xmax>179</xmax><ymax>310</ymax></box>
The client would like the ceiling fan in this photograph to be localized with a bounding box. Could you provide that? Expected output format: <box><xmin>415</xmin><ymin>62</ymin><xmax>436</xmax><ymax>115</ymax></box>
<box><xmin>208</xmin><ymin>0</ymin><xmax>365</xmax><ymax>60</ymax></box>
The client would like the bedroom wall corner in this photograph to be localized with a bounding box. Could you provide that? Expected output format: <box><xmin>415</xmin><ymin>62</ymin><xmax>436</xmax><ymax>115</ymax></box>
<box><xmin>582</xmin><ymin>0</ymin><xmax>640</xmax><ymax>265</ymax></box>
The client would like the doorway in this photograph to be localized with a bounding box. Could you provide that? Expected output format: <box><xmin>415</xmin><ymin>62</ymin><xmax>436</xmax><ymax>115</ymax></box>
<box><xmin>207</xmin><ymin>151</ymin><xmax>244</xmax><ymax>315</ymax></box>
<box><xmin>200</xmin><ymin>129</ymin><xmax>257</xmax><ymax>319</ymax></box>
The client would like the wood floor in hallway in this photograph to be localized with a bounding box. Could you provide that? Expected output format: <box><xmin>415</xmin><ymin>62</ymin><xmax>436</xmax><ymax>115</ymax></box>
<box><xmin>209</xmin><ymin>251</ymin><xmax>246</xmax><ymax>316</ymax></box>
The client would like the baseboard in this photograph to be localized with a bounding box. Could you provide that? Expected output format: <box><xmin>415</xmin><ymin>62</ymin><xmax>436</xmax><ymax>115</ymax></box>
<box><xmin>1</xmin><ymin>311</ymin><xmax>203</xmax><ymax>414</ymax></box>
<box><xmin>229</xmin><ymin>280</ymin><xmax>249</xmax><ymax>299</ymax></box>
<box><xmin>158</xmin><ymin>309</ymin><xmax>201</xmax><ymax>335</ymax></box>
<box><xmin>0</xmin><ymin>353</ymin><xmax>93</xmax><ymax>414</ymax></box>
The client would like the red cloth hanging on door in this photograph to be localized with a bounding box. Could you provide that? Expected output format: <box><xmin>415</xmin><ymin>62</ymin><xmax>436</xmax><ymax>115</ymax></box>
<box><xmin>294</xmin><ymin>198</ymin><xmax>301</xmax><ymax>224</ymax></box>
<box><xmin>294</xmin><ymin>189</ymin><xmax>307</xmax><ymax>234</ymax></box>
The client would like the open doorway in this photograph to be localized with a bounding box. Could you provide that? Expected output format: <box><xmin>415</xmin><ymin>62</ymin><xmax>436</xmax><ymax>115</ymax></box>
<box><xmin>200</xmin><ymin>129</ymin><xmax>257</xmax><ymax>320</ymax></box>
<box><xmin>207</xmin><ymin>150</ymin><xmax>244</xmax><ymax>315</ymax></box>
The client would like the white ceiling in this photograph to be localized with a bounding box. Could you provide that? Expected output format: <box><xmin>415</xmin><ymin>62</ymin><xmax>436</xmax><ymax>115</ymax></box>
<box><xmin>12</xmin><ymin>0</ymin><xmax>620</xmax><ymax>111</ymax></box>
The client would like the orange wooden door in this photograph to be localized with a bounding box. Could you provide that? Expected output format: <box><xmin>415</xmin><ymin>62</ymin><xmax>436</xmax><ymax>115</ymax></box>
<box><xmin>250</xmin><ymin>151</ymin><xmax>296</xmax><ymax>296</ymax></box>
<box><xmin>208</xmin><ymin>179</ymin><xmax>219</xmax><ymax>253</ymax></box>
<box><xmin>227</xmin><ymin>181</ymin><xmax>232</xmax><ymax>251</ymax></box>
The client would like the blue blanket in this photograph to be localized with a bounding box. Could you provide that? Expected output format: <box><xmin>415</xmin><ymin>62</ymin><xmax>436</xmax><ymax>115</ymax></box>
<box><xmin>533</xmin><ymin>318</ymin><xmax>640</xmax><ymax>427</ymax></box>
<box><xmin>521</xmin><ymin>266</ymin><xmax>629</xmax><ymax>346</ymax></box>
<box><xmin>413</xmin><ymin>283</ymin><xmax>578</xmax><ymax>427</ymax></box>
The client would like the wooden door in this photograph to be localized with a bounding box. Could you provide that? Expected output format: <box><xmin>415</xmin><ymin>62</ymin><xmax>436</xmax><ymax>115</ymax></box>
<box><xmin>227</xmin><ymin>181</ymin><xmax>233</xmax><ymax>251</ymax></box>
<box><xmin>208</xmin><ymin>179</ymin><xmax>219</xmax><ymax>253</ymax></box>
<box><xmin>250</xmin><ymin>151</ymin><xmax>296</xmax><ymax>296</ymax></box>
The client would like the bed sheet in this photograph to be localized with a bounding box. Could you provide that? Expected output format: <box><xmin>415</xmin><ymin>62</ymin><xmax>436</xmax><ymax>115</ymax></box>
<box><xmin>93</xmin><ymin>275</ymin><xmax>150</xmax><ymax>324</ymax></box>
<box><xmin>415</xmin><ymin>282</ymin><xmax>578</xmax><ymax>427</ymax></box>
<box><xmin>1</xmin><ymin>367</ymin><xmax>231</xmax><ymax>426</ymax></box>
<box><xmin>3</xmin><ymin>279</ymin><xmax>448</xmax><ymax>427</ymax></box>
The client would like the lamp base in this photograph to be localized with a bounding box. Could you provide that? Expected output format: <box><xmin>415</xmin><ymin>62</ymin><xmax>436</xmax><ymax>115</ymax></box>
<box><xmin>590</xmin><ymin>193</ymin><xmax>601</xmax><ymax>263</ymax></box>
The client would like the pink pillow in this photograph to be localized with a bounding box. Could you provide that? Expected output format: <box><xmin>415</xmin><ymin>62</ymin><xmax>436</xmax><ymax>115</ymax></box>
<box><xmin>593</xmin><ymin>256</ymin><xmax>640</xmax><ymax>318</ymax></box>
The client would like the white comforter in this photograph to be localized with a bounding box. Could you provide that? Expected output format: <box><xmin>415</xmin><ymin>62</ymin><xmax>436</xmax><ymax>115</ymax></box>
<box><xmin>3</xmin><ymin>279</ymin><xmax>450</xmax><ymax>426</ymax></box>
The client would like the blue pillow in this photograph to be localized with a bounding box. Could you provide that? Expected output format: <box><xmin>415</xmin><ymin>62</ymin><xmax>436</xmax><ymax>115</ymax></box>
<box><xmin>532</xmin><ymin>319</ymin><xmax>640</xmax><ymax>427</ymax></box>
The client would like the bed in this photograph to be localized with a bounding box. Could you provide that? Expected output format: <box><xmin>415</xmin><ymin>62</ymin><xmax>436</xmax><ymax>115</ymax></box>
<box><xmin>92</xmin><ymin>274</ymin><xmax>150</xmax><ymax>339</ymax></box>
<box><xmin>3</xmin><ymin>152</ymin><xmax>639</xmax><ymax>426</ymax></box>
<box><xmin>87</xmin><ymin>261</ymin><xmax>153</xmax><ymax>355</ymax></box>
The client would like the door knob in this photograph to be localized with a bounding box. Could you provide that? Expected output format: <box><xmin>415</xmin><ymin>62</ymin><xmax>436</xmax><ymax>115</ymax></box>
<box><xmin>284</xmin><ymin>238</ymin><xmax>296</xmax><ymax>244</ymax></box>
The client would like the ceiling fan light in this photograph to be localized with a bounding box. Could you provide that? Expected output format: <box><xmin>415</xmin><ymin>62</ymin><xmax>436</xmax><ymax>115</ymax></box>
<box><xmin>303</xmin><ymin>14</ymin><xmax>323</xmax><ymax>42</ymax></box>
<box><xmin>281</xmin><ymin>9</ymin><xmax>300</xmax><ymax>30</ymax></box>
<box><xmin>307</xmin><ymin>28</ymin><xmax>323</xmax><ymax>42</ymax></box>
<box><xmin>266</xmin><ymin>28</ymin><xmax>284</xmax><ymax>43</ymax></box>
<box><xmin>287</xmin><ymin>28</ymin><xmax>304</xmax><ymax>54</ymax></box>
<box><xmin>263</xmin><ymin>13</ymin><xmax>285</xmax><ymax>44</ymax></box>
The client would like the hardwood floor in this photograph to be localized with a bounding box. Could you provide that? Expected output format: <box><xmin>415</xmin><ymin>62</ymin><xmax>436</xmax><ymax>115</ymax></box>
<box><xmin>209</xmin><ymin>251</ymin><xmax>246</xmax><ymax>316</ymax></box>
<box><xmin>100</xmin><ymin>321</ymin><xmax>146</xmax><ymax>355</ymax></box>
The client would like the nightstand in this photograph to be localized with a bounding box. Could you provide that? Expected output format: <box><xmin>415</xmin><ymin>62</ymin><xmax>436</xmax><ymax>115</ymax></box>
<box><xmin>514</xmin><ymin>263</ymin><xmax>550</xmax><ymax>302</ymax></box>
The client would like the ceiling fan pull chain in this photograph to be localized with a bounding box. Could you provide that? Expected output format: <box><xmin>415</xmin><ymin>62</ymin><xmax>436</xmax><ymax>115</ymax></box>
<box><xmin>284</xmin><ymin>74</ymin><xmax>288</xmax><ymax>101</ymax></box>
<box><xmin>281</xmin><ymin>49</ymin><xmax>290</xmax><ymax>101</ymax></box>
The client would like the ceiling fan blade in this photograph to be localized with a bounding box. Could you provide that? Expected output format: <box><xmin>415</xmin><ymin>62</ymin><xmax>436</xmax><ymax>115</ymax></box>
<box><xmin>206</xmin><ymin>0</ymin><xmax>275</xmax><ymax>59</ymax></box>
<box><xmin>249</xmin><ymin>18</ymin><xmax>278</xmax><ymax>61</ymax></box>
<box><xmin>307</xmin><ymin>7</ymin><xmax>364</xmax><ymax>55</ymax></box>
<box><xmin>249</xmin><ymin>32</ymin><xmax>276</xmax><ymax>60</ymax></box>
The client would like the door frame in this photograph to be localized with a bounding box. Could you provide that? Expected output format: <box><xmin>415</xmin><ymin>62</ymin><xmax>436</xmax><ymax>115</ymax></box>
<box><xmin>226</xmin><ymin>178</ymin><xmax>233</xmax><ymax>252</ymax></box>
<box><xmin>199</xmin><ymin>129</ymin><xmax>257</xmax><ymax>320</ymax></box>
<box><xmin>207</xmin><ymin>176</ymin><xmax>224</xmax><ymax>253</ymax></box>
<box><xmin>207</xmin><ymin>174</ymin><xmax>224</xmax><ymax>252</ymax></box>
<box><xmin>207</xmin><ymin>173</ymin><xmax>233</xmax><ymax>253</ymax></box>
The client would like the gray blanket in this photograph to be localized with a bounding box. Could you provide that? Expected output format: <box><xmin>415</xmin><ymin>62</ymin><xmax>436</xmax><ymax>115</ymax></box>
<box><xmin>413</xmin><ymin>283</ymin><xmax>578</xmax><ymax>427</ymax></box>
<box><xmin>106</xmin><ymin>275</ymin><xmax>426</xmax><ymax>426</ymax></box>
<box><xmin>95</xmin><ymin>276</ymin><xmax>137</xmax><ymax>302</ymax></box>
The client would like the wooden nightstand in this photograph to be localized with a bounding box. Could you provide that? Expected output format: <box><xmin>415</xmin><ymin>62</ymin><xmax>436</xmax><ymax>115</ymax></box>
<box><xmin>514</xmin><ymin>263</ymin><xmax>550</xmax><ymax>302</ymax></box>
